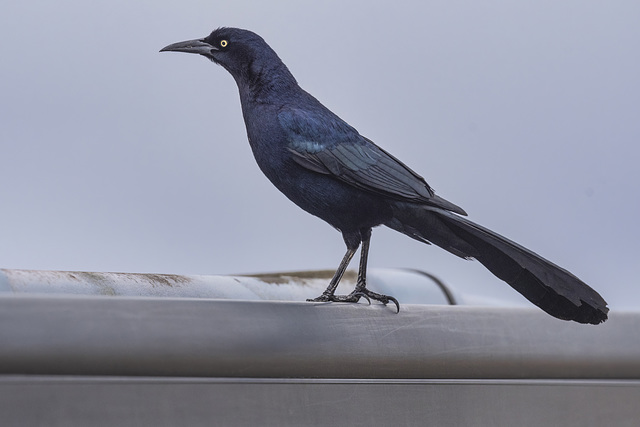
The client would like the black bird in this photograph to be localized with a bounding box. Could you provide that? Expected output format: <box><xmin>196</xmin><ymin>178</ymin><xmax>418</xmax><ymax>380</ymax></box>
<box><xmin>160</xmin><ymin>27</ymin><xmax>608</xmax><ymax>324</ymax></box>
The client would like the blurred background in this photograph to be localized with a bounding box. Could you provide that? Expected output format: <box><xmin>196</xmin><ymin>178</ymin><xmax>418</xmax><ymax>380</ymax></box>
<box><xmin>1</xmin><ymin>0</ymin><xmax>638</xmax><ymax>308</ymax></box>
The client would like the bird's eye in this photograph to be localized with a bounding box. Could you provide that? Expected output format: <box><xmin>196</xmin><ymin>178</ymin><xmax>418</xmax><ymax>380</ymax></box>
<box><xmin>220</xmin><ymin>40</ymin><xmax>228</xmax><ymax>48</ymax></box>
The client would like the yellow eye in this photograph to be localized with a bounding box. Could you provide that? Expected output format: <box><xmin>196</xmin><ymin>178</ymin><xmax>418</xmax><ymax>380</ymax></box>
<box><xmin>220</xmin><ymin>40</ymin><xmax>228</xmax><ymax>48</ymax></box>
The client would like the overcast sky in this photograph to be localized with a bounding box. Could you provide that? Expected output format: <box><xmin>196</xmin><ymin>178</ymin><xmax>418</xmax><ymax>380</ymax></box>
<box><xmin>1</xmin><ymin>1</ymin><xmax>638</xmax><ymax>309</ymax></box>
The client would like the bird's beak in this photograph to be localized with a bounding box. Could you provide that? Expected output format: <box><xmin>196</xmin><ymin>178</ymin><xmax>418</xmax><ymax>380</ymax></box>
<box><xmin>160</xmin><ymin>38</ymin><xmax>218</xmax><ymax>56</ymax></box>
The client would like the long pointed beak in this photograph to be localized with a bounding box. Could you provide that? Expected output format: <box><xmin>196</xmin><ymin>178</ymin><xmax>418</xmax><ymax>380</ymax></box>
<box><xmin>160</xmin><ymin>38</ymin><xmax>217</xmax><ymax>55</ymax></box>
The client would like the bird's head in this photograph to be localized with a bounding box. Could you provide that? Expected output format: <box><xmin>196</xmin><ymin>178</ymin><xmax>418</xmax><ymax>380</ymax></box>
<box><xmin>160</xmin><ymin>27</ymin><xmax>295</xmax><ymax>91</ymax></box>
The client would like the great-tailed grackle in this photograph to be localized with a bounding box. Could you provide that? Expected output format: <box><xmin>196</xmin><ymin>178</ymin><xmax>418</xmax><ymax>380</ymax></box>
<box><xmin>161</xmin><ymin>27</ymin><xmax>608</xmax><ymax>324</ymax></box>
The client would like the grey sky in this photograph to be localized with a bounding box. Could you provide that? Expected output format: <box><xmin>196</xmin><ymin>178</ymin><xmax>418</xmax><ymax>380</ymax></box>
<box><xmin>1</xmin><ymin>1</ymin><xmax>638</xmax><ymax>308</ymax></box>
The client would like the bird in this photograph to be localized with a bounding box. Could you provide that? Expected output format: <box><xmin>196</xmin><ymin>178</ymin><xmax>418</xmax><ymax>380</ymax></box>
<box><xmin>160</xmin><ymin>27</ymin><xmax>608</xmax><ymax>324</ymax></box>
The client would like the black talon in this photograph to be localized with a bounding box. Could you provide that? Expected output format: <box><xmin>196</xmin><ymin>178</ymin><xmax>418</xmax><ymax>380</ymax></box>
<box><xmin>308</xmin><ymin>287</ymin><xmax>400</xmax><ymax>312</ymax></box>
<box><xmin>307</xmin><ymin>292</ymin><xmax>361</xmax><ymax>303</ymax></box>
<box><xmin>387</xmin><ymin>296</ymin><xmax>400</xmax><ymax>313</ymax></box>
<box><xmin>352</xmin><ymin>291</ymin><xmax>371</xmax><ymax>305</ymax></box>
<box><xmin>358</xmin><ymin>288</ymin><xmax>401</xmax><ymax>313</ymax></box>
<box><xmin>307</xmin><ymin>288</ymin><xmax>398</xmax><ymax>310</ymax></box>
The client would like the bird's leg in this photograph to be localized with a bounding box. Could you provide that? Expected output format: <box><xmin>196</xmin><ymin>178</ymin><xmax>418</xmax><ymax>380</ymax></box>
<box><xmin>346</xmin><ymin>231</ymin><xmax>400</xmax><ymax>312</ymax></box>
<box><xmin>307</xmin><ymin>246</ymin><xmax>358</xmax><ymax>303</ymax></box>
<box><xmin>307</xmin><ymin>229</ymin><xmax>400</xmax><ymax>312</ymax></box>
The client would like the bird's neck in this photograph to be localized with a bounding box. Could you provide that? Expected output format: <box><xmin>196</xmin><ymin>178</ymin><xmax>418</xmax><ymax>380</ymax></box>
<box><xmin>235</xmin><ymin>61</ymin><xmax>299</xmax><ymax>104</ymax></box>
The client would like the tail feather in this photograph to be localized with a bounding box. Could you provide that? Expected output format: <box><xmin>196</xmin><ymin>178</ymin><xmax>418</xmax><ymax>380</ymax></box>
<box><xmin>386</xmin><ymin>204</ymin><xmax>609</xmax><ymax>324</ymax></box>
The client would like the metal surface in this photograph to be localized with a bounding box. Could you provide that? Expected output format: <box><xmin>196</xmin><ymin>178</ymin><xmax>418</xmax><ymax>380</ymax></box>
<box><xmin>1</xmin><ymin>269</ymin><xmax>638</xmax><ymax>426</ymax></box>
<box><xmin>2</xmin><ymin>376</ymin><xmax>638</xmax><ymax>427</ymax></box>
<box><xmin>0</xmin><ymin>267</ymin><xmax>452</xmax><ymax>305</ymax></box>
<box><xmin>0</xmin><ymin>295</ymin><xmax>636</xmax><ymax>379</ymax></box>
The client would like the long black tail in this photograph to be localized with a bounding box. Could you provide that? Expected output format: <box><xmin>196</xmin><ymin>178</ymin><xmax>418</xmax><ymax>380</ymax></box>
<box><xmin>385</xmin><ymin>204</ymin><xmax>609</xmax><ymax>324</ymax></box>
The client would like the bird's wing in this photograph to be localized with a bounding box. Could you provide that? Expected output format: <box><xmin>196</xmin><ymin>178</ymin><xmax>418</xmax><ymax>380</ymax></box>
<box><xmin>279</xmin><ymin>107</ymin><xmax>466</xmax><ymax>215</ymax></box>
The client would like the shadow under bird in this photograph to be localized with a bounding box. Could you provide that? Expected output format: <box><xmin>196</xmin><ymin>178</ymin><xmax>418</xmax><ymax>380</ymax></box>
<box><xmin>161</xmin><ymin>27</ymin><xmax>608</xmax><ymax>324</ymax></box>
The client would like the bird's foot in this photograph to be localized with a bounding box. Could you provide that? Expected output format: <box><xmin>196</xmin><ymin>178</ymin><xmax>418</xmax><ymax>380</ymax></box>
<box><xmin>306</xmin><ymin>292</ymin><xmax>361</xmax><ymax>304</ymax></box>
<box><xmin>357</xmin><ymin>288</ymin><xmax>400</xmax><ymax>313</ymax></box>
<box><xmin>307</xmin><ymin>288</ymin><xmax>400</xmax><ymax>313</ymax></box>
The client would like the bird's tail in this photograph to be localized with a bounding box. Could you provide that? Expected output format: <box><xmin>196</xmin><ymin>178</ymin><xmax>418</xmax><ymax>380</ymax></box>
<box><xmin>385</xmin><ymin>204</ymin><xmax>609</xmax><ymax>324</ymax></box>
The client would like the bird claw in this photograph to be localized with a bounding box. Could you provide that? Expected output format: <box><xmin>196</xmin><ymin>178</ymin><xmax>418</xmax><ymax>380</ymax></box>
<box><xmin>307</xmin><ymin>289</ymin><xmax>400</xmax><ymax>313</ymax></box>
<box><xmin>359</xmin><ymin>289</ymin><xmax>400</xmax><ymax>313</ymax></box>
<box><xmin>350</xmin><ymin>291</ymin><xmax>371</xmax><ymax>305</ymax></box>
<box><xmin>306</xmin><ymin>293</ymin><xmax>361</xmax><ymax>303</ymax></box>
